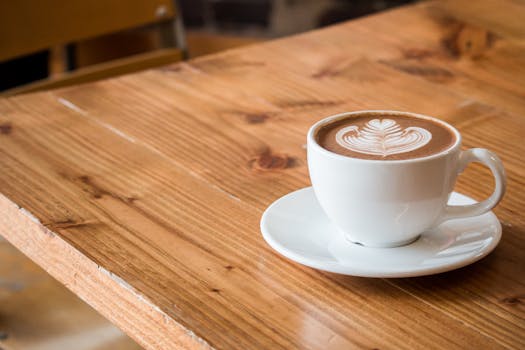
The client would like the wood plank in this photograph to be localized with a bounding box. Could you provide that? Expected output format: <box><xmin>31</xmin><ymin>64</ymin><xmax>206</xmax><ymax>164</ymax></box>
<box><xmin>54</xmin><ymin>56</ymin><xmax>524</xmax><ymax>211</ymax></box>
<box><xmin>0</xmin><ymin>94</ymin><xmax>506</xmax><ymax>349</ymax></box>
<box><xmin>49</xmin><ymin>22</ymin><xmax>525</xmax><ymax>350</ymax></box>
<box><xmin>351</xmin><ymin>1</ymin><xmax>525</xmax><ymax>116</ymax></box>
<box><xmin>1</xmin><ymin>1</ymin><xmax>524</xmax><ymax>348</ymax></box>
<box><xmin>2</xmin><ymin>49</ymin><xmax>183</xmax><ymax>96</ymax></box>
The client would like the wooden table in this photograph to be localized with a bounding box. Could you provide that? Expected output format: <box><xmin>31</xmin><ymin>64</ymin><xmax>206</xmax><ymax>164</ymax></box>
<box><xmin>1</xmin><ymin>0</ymin><xmax>524</xmax><ymax>348</ymax></box>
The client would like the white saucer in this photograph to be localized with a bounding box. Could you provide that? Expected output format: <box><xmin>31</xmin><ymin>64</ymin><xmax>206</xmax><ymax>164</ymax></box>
<box><xmin>260</xmin><ymin>187</ymin><xmax>501</xmax><ymax>278</ymax></box>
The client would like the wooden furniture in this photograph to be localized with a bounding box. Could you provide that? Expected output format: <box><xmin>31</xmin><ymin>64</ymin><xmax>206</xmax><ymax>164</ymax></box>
<box><xmin>0</xmin><ymin>0</ymin><xmax>524</xmax><ymax>348</ymax></box>
<box><xmin>0</xmin><ymin>0</ymin><xmax>184</xmax><ymax>95</ymax></box>
<box><xmin>186</xmin><ymin>32</ymin><xmax>263</xmax><ymax>58</ymax></box>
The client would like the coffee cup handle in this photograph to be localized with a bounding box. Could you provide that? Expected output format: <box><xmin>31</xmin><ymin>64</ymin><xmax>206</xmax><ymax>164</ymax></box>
<box><xmin>439</xmin><ymin>148</ymin><xmax>506</xmax><ymax>223</ymax></box>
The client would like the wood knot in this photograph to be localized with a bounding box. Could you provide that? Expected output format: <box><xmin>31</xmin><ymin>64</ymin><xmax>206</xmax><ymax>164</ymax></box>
<box><xmin>211</xmin><ymin>288</ymin><xmax>221</xmax><ymax>293</ymax></box>
<box><xmin>380</xmin><ymin>60</ymin><xmax>454</xmax><ymax>83</ymax></box>
<box><xmin>47</xmin><ymin>218</ymin><xmax>93</xmax><ymax>230</ymax></box>
<box><xmin>225</xmin><ymin>265</ymin><xmax>234</xmax><ymax>271</ymax></box>
<box><xmin>0</xmin><ymin>122</ymin><xmax>12</xmax><ymax>134</ymax></box>
<box><xmin>250</xmin><ymin>149</ymin><xmax>295</xmax><ymax>171</ymax></box>
<box><xmin>443</xmin><ymin>24</ymin><xmax>495</xmax><ymax>59</ymax></box>
<box><xmin>77</xmin><ymin>175</ymin><xmax>109</xmax><ymax>199</ymax></box>
<box><xmin>501</xmin><ymin>295</ymin><xmax>525</xmax><ymax>305</ymax></box>
<box><xmin>76</xmin><ymin>176</ymin><xmax>135</xmax><ymax>203</ymax></box>
<box><xmin>124</xmin><ymin>196</ymin><xmax>138</xmax><ymax>204</ymax></box>
<box><xmin>222</xmin><ymin>110</ymin><xmax>277</xmax><ymax>124</ymax></box>
<box><xmin>245</xmin><ymin>113</ymin><xmax>271</xmax><ymax>124</ymax></box>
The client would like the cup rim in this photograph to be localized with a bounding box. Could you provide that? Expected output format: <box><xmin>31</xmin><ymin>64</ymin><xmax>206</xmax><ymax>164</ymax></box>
<box><xmin>307</xmin><ymin>110</ymin><xmax>462</xmax><ymax>164</ymax></box>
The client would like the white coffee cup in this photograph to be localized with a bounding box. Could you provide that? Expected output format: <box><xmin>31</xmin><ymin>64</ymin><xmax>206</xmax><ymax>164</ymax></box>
<box><xmin>307</xmin><ymin>110</ymin><xmax>506</xmax><ymax>248</ymax></box>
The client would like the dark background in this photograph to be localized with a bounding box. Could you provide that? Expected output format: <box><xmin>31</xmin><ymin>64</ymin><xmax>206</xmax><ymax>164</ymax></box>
<box><xmin>180</xmin><ymin>0</ymin><xmax>415</xmax><ymax>35</ymax></box>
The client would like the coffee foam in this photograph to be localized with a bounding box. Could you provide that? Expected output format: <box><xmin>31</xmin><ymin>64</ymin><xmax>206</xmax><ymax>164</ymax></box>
<box><xmin>315</xmin><ymin>112</ymin><xmax>457</xmax><ymax>160</ymax></box>
<box><xmin>335</xmin><ymin>119</ymin><xmax>432</xmax><ymax>157</ymax></box>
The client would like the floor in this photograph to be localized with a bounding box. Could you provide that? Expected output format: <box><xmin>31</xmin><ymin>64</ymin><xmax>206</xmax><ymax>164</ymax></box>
<box><xmin>0</xmin><ymin>237</ymin><xmax>143</xmax><ymax>350</ymax></box>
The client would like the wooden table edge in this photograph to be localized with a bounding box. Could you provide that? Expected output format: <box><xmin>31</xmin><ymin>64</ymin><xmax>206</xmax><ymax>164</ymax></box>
<box><xmin>0</xmin><ymin>193</ymin><xmax>214</xmax><ymax>350</ymax></box>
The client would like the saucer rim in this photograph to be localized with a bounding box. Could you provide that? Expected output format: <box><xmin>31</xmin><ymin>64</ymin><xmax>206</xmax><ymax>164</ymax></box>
<box><xmin>260</xmin><ymin>187</ymin><xmax>502</xmax><ymax>278</ymax></box>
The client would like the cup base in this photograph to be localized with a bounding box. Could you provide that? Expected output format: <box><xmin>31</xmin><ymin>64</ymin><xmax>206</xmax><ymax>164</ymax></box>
<box><xmin>344</xmin><ymin>234</ymin><xmax>421</xmax><ymax>248</ymax></box>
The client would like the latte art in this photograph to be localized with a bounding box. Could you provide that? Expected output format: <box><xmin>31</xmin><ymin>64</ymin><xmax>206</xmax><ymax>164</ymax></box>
<box><xmin>335</xmin><ymin>119</ymin><xmax>432</xmax><ymax>157</ymax></box>
<box><xmin>316</xmin><ymin>112</ymin><xmax>456</xmax><ymax>160</ymax></box>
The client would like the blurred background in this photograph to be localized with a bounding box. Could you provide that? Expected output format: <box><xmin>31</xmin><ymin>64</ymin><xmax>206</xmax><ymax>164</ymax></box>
<box><xmin>1</xmin><ymin>1</ymin><xmax>414</xmax><ymax>349</ymax></box>
<box><xmin>1</xmin><ymin>0</ymin><xmax>415</xmax><ymax>94</ymax></box>
<box><xmin>180</xmin><ymin>0</ymin><xmax>413</xmax><ymax>52</ymax></box>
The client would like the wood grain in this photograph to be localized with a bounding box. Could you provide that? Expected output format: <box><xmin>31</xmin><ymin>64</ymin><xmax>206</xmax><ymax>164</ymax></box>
<box><xmin>1</xmin><ymin>0</ymin><xmax>524</xmax><ymax>349</ymax></box>
<box><xmin>2</xmin><ymin>48</ymin><xmax>183</xmax><ymax>97</ymax></box>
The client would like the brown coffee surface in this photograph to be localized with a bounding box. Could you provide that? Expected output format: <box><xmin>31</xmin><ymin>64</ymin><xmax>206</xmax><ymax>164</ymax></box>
<box><xmin>316</xmin><ymin>113</ymin><xmax>456</xmax><ymax>160</ymax></box>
